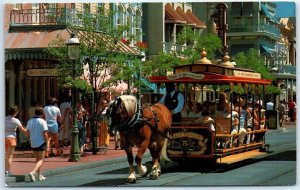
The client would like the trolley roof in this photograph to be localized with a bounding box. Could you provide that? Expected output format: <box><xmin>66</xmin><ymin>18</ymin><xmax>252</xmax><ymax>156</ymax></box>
<box><xmin>149</xmin><ymin>63</ymin><xmax>271</xmax><ymax>85</ymax></box>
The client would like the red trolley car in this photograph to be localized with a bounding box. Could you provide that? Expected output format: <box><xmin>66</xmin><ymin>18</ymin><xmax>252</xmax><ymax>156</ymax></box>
<box><xmin>149</xmin><ymin>50</ymin><xmax>272</xmax><ymax>164</ymax></box>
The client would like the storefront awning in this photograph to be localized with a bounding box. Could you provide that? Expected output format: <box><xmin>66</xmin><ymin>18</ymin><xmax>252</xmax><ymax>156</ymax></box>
<box><xmin>261</xmin><ymin>45</ymin><xmax>275</xmax><ymax>55</ymax></box>
<box><xmin>165</xmin><ymin>3</ymin><xmax>186</xmax><ymax>24</ymax></box>
<box><xmin>261</xmin><ymin>3</ymin><xmax>279</xmax><ymax>24</ymax></box>
<box><xmin>5</xmin><ymin>28</ymin><xmax>141</xmax><ymax>61</ymax></box>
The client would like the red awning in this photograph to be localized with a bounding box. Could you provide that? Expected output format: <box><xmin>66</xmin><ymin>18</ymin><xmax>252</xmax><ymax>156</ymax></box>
<box><xmin>165</xmin><ymin>3</ymin><xmax>186</xmax><ymax>24</ymax></box>
<box><xmin>175</xmin><ymin>7</ymin><xmax>197</xmax><ymax>27</ymax></box>
<box><xmin>186</xmin><ymin>10</ymin><xmax>206</xmax><ymax>29</ymax></box>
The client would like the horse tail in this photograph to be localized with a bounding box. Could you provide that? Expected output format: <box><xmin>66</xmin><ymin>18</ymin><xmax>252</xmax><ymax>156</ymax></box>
<box><xmin>160</xmin><ymin>138</ymin><xmax>172</xmax><ymax>164</ymax></box>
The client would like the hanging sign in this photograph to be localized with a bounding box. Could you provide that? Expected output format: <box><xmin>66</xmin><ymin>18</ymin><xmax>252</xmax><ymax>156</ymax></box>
<box><xmin>233</xmin><ymin>70</ymin><xmax>261</xmax><ymax>79</ymax></box>
<box><xmin>167</xmin><ymin>72</ymin><xmax>204</xmax><ymax>80</ymax></box>
<box><xmin>26</xmin><ymin>69</ymin><xmax>58</xmax><ymax>77</ymax></box>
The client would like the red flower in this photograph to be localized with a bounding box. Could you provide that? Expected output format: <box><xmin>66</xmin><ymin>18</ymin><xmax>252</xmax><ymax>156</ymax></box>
<box><xmin>136</xmin><ymin>41</ymin><xmax>148</xmax><ymax>50</ymax></box>
<box><xmin>121</xmin><ymin>38</ymin><xmax>130</xmax><ymax>45</ymax></box>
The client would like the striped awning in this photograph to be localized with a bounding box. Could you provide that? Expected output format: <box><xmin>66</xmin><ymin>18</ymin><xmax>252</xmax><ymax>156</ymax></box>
<box><xmin>186</xmin><ymin>10</ymin><xmax>206</xmax><ymax>29</ymax></box>
<box><xmin>176</xmin><ymin>7</ymin><xmax>197</xmax><ymax>27</ymax></box>
<box><xmin>165</xmin><ymin>3</ymin><xmax>186</xmax><ymax>24</ymax></box>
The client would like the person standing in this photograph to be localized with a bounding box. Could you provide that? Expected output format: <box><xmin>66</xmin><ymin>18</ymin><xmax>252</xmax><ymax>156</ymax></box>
<box><xmin>288</xmin><ymin>99</ymin><xmax>296</xmax><ymax>122</ymax></box>
<box><xmin>5</xmin><ymin>106</ymin><xmax>27</xmax><ymax>176</ymax></box>
<box><xmin>27</xmin><ymin>100</ymin><xmax>38</xmax><ymax>122</ymax></box>
<box><xmin>44</xmin><ymin>97</ymin><xmax>62</xmax><ymax>157</ymax></box>
<box><xmin>59</xmin><ymin>97</ymin><xmax>72</xmax><ymax>146</ymax></box>
<box><xmin>99</xmin><ymin>100</ymin><xmax>113</xmax><ymax>148</ymax></box>
<box><xmin>266</xmin><ymin>99</ymin><xmax>274</xmax><ymax>110</ymax></box>
<box><xmin>159</xmin><ymin>83</ymin><xmax>184</xmax><ymax>122</ymax></box>
<box><xmin>26</xmin><ymin>107</ymin><xmax>48</xmax><ymax>182</ymax></box>
<box><xmin>278</xmin><ymin>100</ymin><xmax>286</xmax><ymax>127</ymax></box>
<box><xmin>76</xmin><ymin>101</ymin><xmax>87</xmax><ymax>155</ymax></box>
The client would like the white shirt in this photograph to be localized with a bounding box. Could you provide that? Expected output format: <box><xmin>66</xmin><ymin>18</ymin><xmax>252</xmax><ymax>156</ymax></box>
<box><xmin>266</xmin><ymin>101</ymin><xmax>274</xmax><ymax>110</ymax></box>
<box><xmin>27</xmin><ymin>117</ymin><xmax>48</xmax><ymax>148</ymax></box>
<box><xmin>5</xmin><ymin>116</ymin><xmax>22</xmax><ymax>138</ymax></box>
<box><xmin>44</xmin><ymin>105</ymin><xmax>61</xmax><ymax>122</ymax></box>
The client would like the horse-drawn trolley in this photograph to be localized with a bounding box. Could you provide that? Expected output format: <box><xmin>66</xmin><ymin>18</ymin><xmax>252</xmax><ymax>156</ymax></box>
<box><xmin>149</xmin><ymin>50</ymin><xmax>272</xmax><ymax>165</ymax></box>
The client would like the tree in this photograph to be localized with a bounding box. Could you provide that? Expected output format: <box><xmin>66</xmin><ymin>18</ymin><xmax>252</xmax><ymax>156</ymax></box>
<box><xmin>142</xmin><ymin>26</ymin><xmax>222</xmax><ymax>77</ymax></box>
<box><xmin>233</xmin><ymin>48</ymin><xmax>274</xmax><ymax>80</ymax></box>
<box><xmin>46</xmin><ymin>5</ymin><xmax>143</xmax><ymax>153</ymax></box>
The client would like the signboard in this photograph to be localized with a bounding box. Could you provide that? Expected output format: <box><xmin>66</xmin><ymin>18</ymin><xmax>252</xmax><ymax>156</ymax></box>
<box><xmin>26</xmin><ymin>69</ymin><xmax>58</xmax><ymax>77</ymax></box>
<box><xmin>167</xmin><ymin>72</ymin><xmax>204</xmax><ymax>80</ymax></box>
<box><xmin>233</xmin><ymin>70</ymin><xmax>261</xmax><ymax>79</ymax></box>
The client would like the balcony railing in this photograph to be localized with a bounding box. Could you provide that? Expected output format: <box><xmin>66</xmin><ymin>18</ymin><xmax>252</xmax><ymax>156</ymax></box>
<box><xmin>163</xmin><ymin>42</ymin><xmax>187</xmax><ymax>56</ymax></box>
<box><xmin>10</xmin><ymin>8</ymin><xmax>66</xmax><ymax>27</ymax></box>
<box><xmin>9</xmin><ymin>8</ymin><xmax>111</xmax><ymax>33</ymax></box>
<box><xmin>228</xmin><ymin>23</ymin><xmax>280</xmax><ymax>36</ymax></box>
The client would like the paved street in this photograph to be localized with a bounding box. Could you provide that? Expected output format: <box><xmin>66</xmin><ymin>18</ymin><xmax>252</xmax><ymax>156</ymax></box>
<box><xmin>6</xmin><ymin>123</ymin><xmax>297</xmax><ymax>187</ymax></box>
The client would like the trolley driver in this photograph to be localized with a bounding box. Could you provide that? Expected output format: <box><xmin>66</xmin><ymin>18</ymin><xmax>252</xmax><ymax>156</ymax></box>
<box><xmin>159</xmin><ymin>83</ymin><xmax>184</xmax><ymax>122</ymax></box>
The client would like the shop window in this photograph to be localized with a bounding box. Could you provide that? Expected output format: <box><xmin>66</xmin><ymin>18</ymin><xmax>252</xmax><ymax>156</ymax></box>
<box><xmin>243</xmin><ymin>2</ymin><xmax>253</xmax><ymax>16</ymax></box>
<box><xmin>232</xmin><ymin>2</ymin><xmax>242</xmax><ymax>16</ymax></box>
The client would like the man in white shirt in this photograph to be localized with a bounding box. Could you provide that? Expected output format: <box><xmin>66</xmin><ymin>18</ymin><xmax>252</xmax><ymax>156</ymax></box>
<box><xmin>266</xmin><ymin>99</ymin><xmax>274</xmax><ymax>110</ymax></box>
<box><xmin>159</xmin><ymin>83</ymin><xmax>184</xmax><ymax>122</ymax></box>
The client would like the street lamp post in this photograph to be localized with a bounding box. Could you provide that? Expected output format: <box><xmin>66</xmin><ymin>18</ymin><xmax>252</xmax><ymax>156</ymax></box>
<box><xmin>67</xmin><ymin>33</ymin><xmax>81</xmax><ymax>162</ymax></box>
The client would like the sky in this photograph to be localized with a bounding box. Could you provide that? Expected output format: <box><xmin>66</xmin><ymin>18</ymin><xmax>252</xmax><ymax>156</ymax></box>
<box><xmin>275</xmin><ymin>2</ymin><xmax>296</xmax><ymax>17</ymax></box>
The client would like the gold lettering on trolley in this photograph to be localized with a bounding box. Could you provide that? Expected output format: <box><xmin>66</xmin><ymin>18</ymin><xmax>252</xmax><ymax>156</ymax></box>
<box><xmin>233</xmin><ymin>70</ymin><xmax>261</xmax><ymax>79</ymax></box>
<box><xmin>167</xmin><ymin>72</ymin><xmax>205</xmax><ymax>80</ymax></box>
<box><xmin>167</xmin><ymin>132</ymin><xmax>208</xmax><ymax>155</ymax></box>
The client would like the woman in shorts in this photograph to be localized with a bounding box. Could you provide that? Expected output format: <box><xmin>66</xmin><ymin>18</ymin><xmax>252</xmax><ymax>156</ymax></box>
<box><xmin>5</xmin><ymin>106</ymin><xmax>27</xmax><ymax>176</ymax></box>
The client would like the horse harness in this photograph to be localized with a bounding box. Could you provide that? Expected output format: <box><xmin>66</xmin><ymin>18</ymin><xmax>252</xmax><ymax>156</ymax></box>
<box><xmin>120</xmin><ymin>103</ymin><xmax>160</xmax><ymax>133</ymax></box>
<box><xmin>114</xmin><ymin>98</ymin><xmax>190</xmax><ymax>151</ymax></box>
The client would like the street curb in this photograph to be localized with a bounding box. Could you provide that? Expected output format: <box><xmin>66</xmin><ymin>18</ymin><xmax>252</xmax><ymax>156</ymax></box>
<box><xmin>6</xmin><ymin>152</ymin><xmax>152</xmax><ymax>184</ymax></box>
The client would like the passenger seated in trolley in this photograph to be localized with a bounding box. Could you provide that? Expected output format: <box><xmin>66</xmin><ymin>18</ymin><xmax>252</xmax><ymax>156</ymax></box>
<box><xmin>223</xmin><ymin>104</ymin><xmax>240</xmax><ymax>147</ymax></box>
<box><xmin>188</xmin><ymin>102</ymin><xmax>203</xmax><ymax>118</ymax></box>
<box><xmin>254</xmin><ymin>100</ymin><xmax>266</xmax><ymax>130</ymax></box>
<box><xmin>234</xmin><ymin>104</ymin><xmax>247</xmax><ymax>146</ymax></box>
<box><xmin>181</xmin><ymin>101</ymin><xmax>192</xmax><ymax>118</ymax></box>
<box><xmin>196</xmin><ymin>110</ymin><xmax>215</xmax><ymax>132</ymax></box>
<box><xmin>216</xmin><ymin>92</ymin><xmax>229</xmax><ymax>116</ymax></box>
<box><xmin>245</xmin><ymin>102</ymin><xmax>255</xmax><ymax>144</ymax></box>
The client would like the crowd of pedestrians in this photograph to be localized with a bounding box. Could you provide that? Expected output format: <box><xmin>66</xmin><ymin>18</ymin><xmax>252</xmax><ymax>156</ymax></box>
<box><xmin>4</xmin><ymin>96</ymin><xmax>121</xmax><ymax>182</ymax></box>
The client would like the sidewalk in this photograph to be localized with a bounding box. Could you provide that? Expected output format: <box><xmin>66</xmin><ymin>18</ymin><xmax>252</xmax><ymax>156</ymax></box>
<box><xmin>6</xmin><ymin>122</ymin><xmax>296</xmax><ymax>184</ymax></box>
<box><xmin>6</xmin><ymin>137</ymin><xmax>139</xmax><ymax>184</ymax></box>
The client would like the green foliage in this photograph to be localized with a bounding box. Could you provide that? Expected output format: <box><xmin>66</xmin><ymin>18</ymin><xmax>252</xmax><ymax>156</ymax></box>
<box><xmin>233</xmin><ymin>48</ymin><xmax>274</xmax><ymax>80</ymax></box>
<box><xmin>178</xmin><ymin>26</ymin><xmax>222</xmax><ymax>61</ymax></box>
<box><xmin>266</xmin><ymin>85</ymin><xmax>281</xmax><ymax>95</ymax></box>
<box><xmin>143</xmin><ymin>26</ymin><xmax>222</xmax><ymax>77</ymax></box>
<box><xmin>142</xmin><ymin>52</ymin><xmax>188</xmax><ymax>77</ymax></box>
<box><xmin>46</xmin><ymin>5</ymin><xmax>143</xmax><ymax>97</ymax></box>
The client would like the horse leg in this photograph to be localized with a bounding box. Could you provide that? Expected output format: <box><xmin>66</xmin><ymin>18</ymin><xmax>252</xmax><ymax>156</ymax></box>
<box><xmin>135</xmin><ymin>139</ymin><xmax>149</xmax><ymax>177</ymax></box>
<box><xmin>149</xmin><ymin>141</ymin><xmax>162</xmax><ymax>180</ymax></box>
<box><xmin>125</xmin><ymin>147</ymin><xmax>136</xmax><ymax>183</ymax></box>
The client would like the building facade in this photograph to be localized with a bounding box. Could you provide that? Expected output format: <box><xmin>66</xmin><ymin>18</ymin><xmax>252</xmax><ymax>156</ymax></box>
<box><xmin>5</xmin><ymin>2</ymin><xmax>143</xmax><ymax>122</ymax></box>
<box><xmin>142</xmin><ymin>2</ymin><xmax>206</xmax><ymax>57</ymax></box>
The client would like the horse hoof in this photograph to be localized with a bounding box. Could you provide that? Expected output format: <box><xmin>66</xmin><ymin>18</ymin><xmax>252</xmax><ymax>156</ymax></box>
<box><xmin>149</xmin><ymin>173</ymin><xmax>158</xmax><ymax>180</ymax></box>
<box><xmin>127</xmin><ymin>178</ymin><xmax>136</xmax><ymax>183</ymax></box>
<box><xmin>139</xmin><ymin>165</ymin><xmax>148</xmax><ymax>177</ymax></box>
